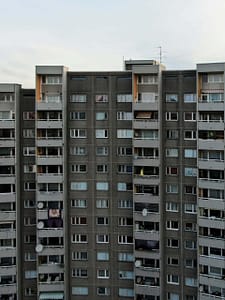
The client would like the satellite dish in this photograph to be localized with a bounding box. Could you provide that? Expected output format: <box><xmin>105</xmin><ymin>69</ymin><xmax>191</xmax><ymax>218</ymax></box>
<box><xmin>135</xmin><ymin>260</ymin><xmax>141</xmax><ymax>267</ymax></box>
<box><xmin>35</xmin><ymin>244</ymin><xmax>43</xmax><ymax>253</ymax></box>
<box><xmin>37</xmin><ymin>221</ymin><xmax>44</xmax><ymax>229</ymax></box>
<box><xmin>37</xmin><ymin>202</ymin><xmax>44</xmax><ymax>209</ymax></box>
<box><xmin>142</xmin><ymin>208</ymin><xmax>148</xmax><ymax>216</ymax></box>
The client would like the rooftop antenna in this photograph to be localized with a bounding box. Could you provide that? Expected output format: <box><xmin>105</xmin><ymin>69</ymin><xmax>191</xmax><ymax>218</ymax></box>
<box><xmin>158</xmin><ymin>46</ymin><xmax>162</xmax><ymax>64</ymax></box>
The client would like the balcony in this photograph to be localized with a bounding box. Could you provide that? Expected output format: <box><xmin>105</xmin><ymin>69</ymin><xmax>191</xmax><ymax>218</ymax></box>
<box><xmin>38</xmin><ymin>281</ymin><xmax>64</xmax><ymax>292</ymax></box>
<box><xmin>0</xmin><ymin>265</ymin><xmax>16</xmax><ymax>276</ymax></box>
<box><xmin>37</xmin><ymin>174</ymin><xmax>63</xmax><ymax>184</ymax></box>
<box><xmin>198</xmin><ymin>121</ymin><xmax>224</xmax><ymax>131</ymax></box>
<box><xmin>135</xmin><ymin>230</ymin><xmax>159</xmax><ymax>241</ymax></box>
<box><xmin>198</xmin><ymin>178</ymin><xmax>224</xmax><ymax>190</ymax></box>
<box><xmin>133</xmin><ymin>119</ymin><xmax>159</xmax><ymax>130</ymax></box>
<box><xmin>36</xmin><ymin>101</ymin><xmax>63</xmax><ymax>111</ymax></box>
<box><xmin>135</xmin><ymin>283</ymin><xmax>160</xmax><ymax>296</ymax></box>
<box><xmin>0</xmin><ymin>193</ymin><xmax>15</xmax><ymax>203</ymax></box>
<box><xmin>0</xmin><ymin>157</ymin><xmax>15</xmax><ymax>166</ymax></box>
<box><xmin>36</xmin><ymin>156</ymin><xmax>63</xmax><ymax>165</ymax></box>
<box><xmin>38</xmin><ymin>228</ymin><xmax>63</xmax><ymax>238</ymax></box>
<box><xmin>37</xmin><ymin>192</ymin><xmax>63</xmax><ymax>202</ymax></box>
<box><xmin>198</xmin><ymin>159</ymin><xmax>224</xmax><ymax>170</ymax></box>
<box><xmin>0</xmin><ymin>120</ymin><xmax>15</xmax><ymax>129</ymax></box>
<box><xmin>37</xmin><ymin>120</ymin><xmax>63</xmax><ymax>129</ymax></box>
<box><xmin>0</xmin><ymin>283</ymin><xmax>16</xmax><ymax>295</ymax></box>
<box><xmin>0</xmin><ymin>229</ymin><xmax>16</xmax><ymax>239</ymax></box>
<box><xmin>0</xmin><ymin>211</ymin><xmax>16</xmax><ymax>221</ymax></box>
<box><xmin>38</xmin><ymin>264</ymin><xmax>64</xmax><ymax>274</ymax></box>
<box><xmin>199</xmin><ymin>216</ymin><xmax>225</xmax><ymax>229</ymax></box>
<box><xmin>198</xmin><ymin>197</ymin><xmax>225</xmax><ymax>211</ymax></box>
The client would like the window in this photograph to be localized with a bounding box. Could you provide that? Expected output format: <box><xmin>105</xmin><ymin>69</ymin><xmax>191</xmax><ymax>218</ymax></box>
<box><xmin>24</xmin><ymin>199</ymin><xmax>35</xmax><ymax>208</ymax></box>
<box><xmin>72</xmin><ymin>251</ymin><xmax>88</xmax><ymax>261</ymax></box>
<box><xmin>96</xmin><ymin>182</ymin><xmax>109</xmax><ymax>191</ymax></box>
<box><xmin>117</xmin><ymin>129</ymin><xmax>133</xmax><ymax>138</ymax></box>
<box><xmin>96</xmin><ymin>199</ymin><xmax>109</xmax><ymax>208</ymax></box>
<box><xmin>71</xmin><ymin>164</ymin><xmax>87</xmax><ymax>173</ymax></box>
<box><xmin>168</xmin><ymin>293</ymin><xmax>180</xmax><ymax>300</ymax></box>
<box><xmin>23</xmin><ymin>111</ymin><xmax>35</xmax><ymax>120</ymax></box>
<box><xmin>24</xmin><ymin>165</ymin><xmax>36</xmax><ymax>173</ymax></box>
<box><xmin>117</xmin><ymin>182</ymin><xmax>132</xmax><ymax>191</ymax></box>
<box><xmin>167</xmin><ymin>257</ymin><xmax>179</xmax><ymax>266</ymax></box>
<box><xmin>24</xmin><ymin>235</ymin><xmax>36</xmax><ymax>243</ymax></box>
<box><xmin>71</xmin><ymin>182</ymin><xmax>87</xmax><ymax>191</ymax></box>
<box><xmin>117</xmin><ymin>147</ymin><xmax>132</xmax><ymax>156</ymax></box>
<box><xmin>184</xmin><ymin>130</ymin><xmax>196</xmax><ymax>140</ymax></box>
<box><xmin>117</xmin><ymin>94</ymin><xmax>132</xmax><ymax>102</ymax></box>
<box><xmin>185</xmin><ymin>259</ymin><xmax>196</xmax><ymax>268</ymax></box>
<box><xmin>97</xmin><ymin>287</ymin><xmax>110</xmax><ymax>296</ymax></box>
<box><xmin>96</xmin><ymin>95</ymin><xmax>108</xmax><ymax>102</ymax></box>
<box><xmin>72</xmin><ymin>234</ymin><xmax>88</xmax><ymax>243</ymax></box>
<box><xmin>96</xmin><ymin>129</ymin><xmax>108</xmax><ymax>138</ymax></box>
<box><xmin>185</xmin><ymin>296</ymin><xmax>197</xmax><ymax>300</ymax></box>
<box><xmin>71</xmin><ymin>199</ymin><xmax>87</xmax><ymax>208</ymax></box>
<box><xmin>118</xmin><ymin>235</ymin><xmax>133</xmax><ymax>244</ymax></box>
<box><xmin>96</xmin><ymin>146</ymin><xmax>108</xmax><ymax>156</ymax></box>
<box><xmin>24</xmin><ymin>252</ymin><xmax>36</xmax><ymax>261</ymax></box>
<box><xmin>119</xmin><ymin>288</ymin><xmax>134</xmax><ymax>297</ymax></box>
<box><xmin>208</xmin><ymin>73</ymin><xmax>224</xmax><ymax>82</ymax></box>
<box><xmin>118</xmin><ymin>252</ymin><xmax>134</xmax><ymax>262</ymax></box>
<box><xmin>70</xmin><ymin>112</ymin><xmax>86</xmax><ymax>120</ymax></box>
<box><xmin>167</xmin><ymin>239</ymin><xmax>179</xmax><ymax>248</ymax></box>
<box><xmin>185</xmin><ymin>223</ymin><xmax>197</xmax><ymax>232</ymax></box>
<box><xmin>138</xmin><ymin>92</ymin><xmax>157</xmax><ymax>103</ymax></box>
<box><xmin>167</xmin><ymin>130</ymin><xmax>178</xmax><ymax>139</ymax></box>
<box><xmin>96</xmin><ymin>234</ymin><xmax>109</xmax><ymax>243</ymax></box>
<box><xmin>24</xmin><ymin>182</ymin><xmax>36</xmax><ymax>191</ymax></box>
<box><xmin>97</xmin><ymin>269</ymin><xmax>109</xmax><ymax>279</ymax></box>
<box><xmin>23</xmin><ymin>129</ymin><xmax>35</xmax><ymax>138</ymax></box>
<box><xmin>118</xmin><ymin>165</ymin><xmax>132</xmax><ymax>174</ymax></box>
<box><xmin>184</xmin><ymin>185</ymin><xmax>196</xmax><ymax>195</ymax></box>
<box><xmin>45</xmin><ymin>75</ymin><xmax>62</xmax><ymax>84</ymax></box>
<box><xmin>96</xmin><ymin>164</ymin><xmax>108</xmax><ymax>173</ymax></box>
<box><xmin>166</xmin><ymin>112</ymin><xmax>178</xmax><ymax>121</ymax></box>
<box><xmin>72</xmin><ymin>268</ymin><xmax>87</xmax><ymax>278</ymax></box>
<box><xmin>118</xmin><ymin>199</ymin><xmax>133</xmax><ymax>209</ymax></box>
<box><xmin>166</xmin><ymin>167</ymin><xmax>178</xmax><ymax>175</ymax></box>
<box><xmin>71</xmin><ymin>216</ymin><xmax>87</xmax><ymax>225</ymax></box>
<box><xmin>25</xmin><ymin>288</ymin><xmax>36</xmax><ymax>296</ymax></box>
<box><xmin>118</xmin><ymin>217</ymin><xmax>133</xmax><ymax>226</ymax></box>
<box><xmin>70</xmin><ymin>94</ymin><xmax>87</xmax><ymax>103</ymax></box>
<box><xmin>185</xmin><ymin>277</ymin><xmax>197</xmax><ymax>287</ymax></box>
<box><xmin>166</xmin><ymin>148</ymin><xmax>178</xmax><ymax>157</ymax></box>
<box><xmin>184</xmin><ymin>167</ymin><xmax>197</xmax><ymax>177</ymax></box>
<box><xmin>97</xmin><ymin>252</ymin><xmax>109</xmax><ymax>261</ymax></box>
<box><xmin>138</xmin><ymin>74</ymin><xmax>158</xmax><ymax>84</ymax></box>
<box><xmin>167</xmin><ymin>220</ymin><xmax>179</xmax><ymax>230</ymax></box>
<box><xmin>166</xmin><ymin>94</ymin><xmax>178</xmax><ymax>102</ymax></box>
<box><xmin>70</xmin><ymin>146</ymin><xmax>86</xmax><ymax>155</ymax></box>
<box><xmin>166</xmin><ymin>202</ymin><xmax>178</xmax><ymax>212</ymax></box>
<box><xmin>96</xmin><ymin>217</ymin><xmax>109</xmax><ymax>225</ymax></box>
<box><xmin>96</xmin><ymin>112</ymin><xmax>108</xmax><ymax>120</ymax></box>
<box><xmin>166</xmin><ymin>184</ymin><xmax>178</xmax><ymax>194</ymax></box>
<box><xmin>184</xmin><ymin>149</ymin><xmax>197</xmax><ymax>158</ymax></box>
<box><xmin>117</xmin><ymin>112</ymin><xmax>132</xmax><ymax>120</ymax></box>
<box><xmin>184</xmin><ymin>93</ymin><xmax>196</xmax><ymax>103</ymax></box>
<box><xmin>25</xmin><ymin>270</ymin><xmax>37</xmax><ymax>279</ymax></box>
<box><xmin>184</xmin><ymin>112</ymin><xmax>196</xmax><ymax>121</ymax></box>
<box><xmin>70</xmin><ymin>129</ymin><xmax>86</xmax><ymax>138</ymax></box>
<box><xmin>72</xmin><ymin>287</ymin><xmax>88</xmax><ymax>295</ymax></box>
<box><xmin>119</xmin><ymin>271</ymin><xmax>134</xmax><ymax>279</ymax></box>
<box><xmin>167</xmin><ymin>274</ymin><xmax>179</xmax><ymax>285</ymax></box>
<box><xmin>185</xmin><ymin>240</ymin><xmax>197</xmax><ymax>249</ymax></box>
<box><xmin>184</xmin><ymin>203</ymin><xmax>197</xmax><ymax>214</ymax></box>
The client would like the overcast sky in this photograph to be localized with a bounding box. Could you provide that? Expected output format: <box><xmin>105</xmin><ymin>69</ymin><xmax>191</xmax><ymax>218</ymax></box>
<box><xmin>1</xmin><ymin>0</ymin><xmax>225</xmax><ymax>87</ymax></box>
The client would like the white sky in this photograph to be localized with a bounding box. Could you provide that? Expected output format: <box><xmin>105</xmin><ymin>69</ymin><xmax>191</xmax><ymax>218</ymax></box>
<box><xmin>1</xmin><ymin>0</ymin><xmax>225</xmax><ymax>87</ymax></box>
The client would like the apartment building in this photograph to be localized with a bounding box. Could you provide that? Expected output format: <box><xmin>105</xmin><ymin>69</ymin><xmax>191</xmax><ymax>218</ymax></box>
<box><xmin>0</xmin><ymin>60</ymin><xmax>224</xmax><ymax>300</ymax></box>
